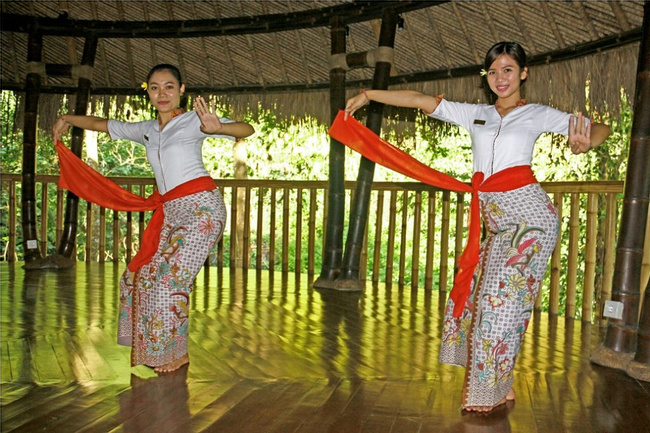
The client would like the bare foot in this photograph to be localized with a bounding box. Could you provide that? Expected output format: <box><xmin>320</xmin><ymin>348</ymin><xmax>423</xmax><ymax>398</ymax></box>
<box><xmin>153</xmin><ymin>354</ymin><xmax>189</xmax><ymax>373</ymax></box>
<box><xmin>463</xmin><ymin>388</ymin><xmax>515</xmax><ymax>413</ymax></box>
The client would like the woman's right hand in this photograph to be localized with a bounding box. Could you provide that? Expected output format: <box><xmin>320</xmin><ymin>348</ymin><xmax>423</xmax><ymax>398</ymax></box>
<box><xmin>344</xmin><ymin>92</ymin><xmax>370</xmax><ymax>120</ymax></box>
<box><xmin>53</xmin><ymin>115</ymin><xmax>70</xmax><ymax>142</ymax></box>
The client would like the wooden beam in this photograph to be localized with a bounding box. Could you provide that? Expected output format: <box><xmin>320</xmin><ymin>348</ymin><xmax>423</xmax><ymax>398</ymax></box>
<box><xmin>0</xmin><ymin>1</ymin><xmax>441</xmax><ymax>38</ymax></box>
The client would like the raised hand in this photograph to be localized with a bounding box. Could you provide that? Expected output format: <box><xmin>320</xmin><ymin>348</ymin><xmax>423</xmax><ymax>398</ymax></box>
<box><xmin>193</xmin><ymin>96</ymin><xmax>222</xmax><ymax>133</ymax></box>
<box><xmin>568</xmin><ymin>112</ymin><xmax>592</xmax><ymax>154</ymax></box>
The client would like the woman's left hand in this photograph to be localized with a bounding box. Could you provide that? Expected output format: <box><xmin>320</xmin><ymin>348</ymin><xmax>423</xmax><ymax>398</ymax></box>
<box><xmin>568</xmin><ymin>112</ymin><xmax>592</xmax><ymax>154</ymax></box>
<box><xmin>194</xmin><ymin>96</ymin><xmax>222</xmax><ymax>133</ymax></box>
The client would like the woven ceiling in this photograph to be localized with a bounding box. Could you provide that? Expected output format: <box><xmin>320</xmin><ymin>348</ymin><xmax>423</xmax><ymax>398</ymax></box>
<box><xmin>1</xmin><ymin>0</ymin><xmax>646</xmax><ymax>122</ymax></box>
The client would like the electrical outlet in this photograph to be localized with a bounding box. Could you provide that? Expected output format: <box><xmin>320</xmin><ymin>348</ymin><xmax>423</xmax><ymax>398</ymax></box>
<box><xmin>26</xmin><ymin>240</ymin><xmax>38</xmax><ymax>249</ymax></box>
<box><xmin>603</xmin><ymin>300</ymin><xmax>623</xmax><ymax>320</ymax></box>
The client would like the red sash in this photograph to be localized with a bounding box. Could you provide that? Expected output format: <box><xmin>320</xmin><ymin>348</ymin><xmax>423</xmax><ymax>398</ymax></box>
<box><xmin>328</xmin><ymin>111</ymin><xmax>537</xmax><ymax>317</ymax></box>
<box><xmin>56</xmin><ymin>140</ymin><xmax>216</xmax><ymax>272</ymax></box>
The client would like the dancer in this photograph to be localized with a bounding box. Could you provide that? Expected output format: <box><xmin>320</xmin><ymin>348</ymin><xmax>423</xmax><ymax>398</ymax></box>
<box><xmin>53</xmin><ymin>64</ymin><xmax>254</xmax><ymax>373</ymax></box>
<box><xmin>341</xmin><ymin>42</ymin><xmax>611</xmax><ymax>411</ymax></box>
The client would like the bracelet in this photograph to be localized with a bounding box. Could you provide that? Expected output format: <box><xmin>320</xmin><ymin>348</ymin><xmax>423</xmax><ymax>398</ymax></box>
<box><xmin>359</xmin><ymin>88</ymin><xmax>370</xmax><ymax>103</ymax></box>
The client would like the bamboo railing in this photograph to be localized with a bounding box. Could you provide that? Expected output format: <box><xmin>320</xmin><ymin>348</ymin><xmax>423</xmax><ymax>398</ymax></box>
<box><xmin>2</xmin><ymin>173</ymin><xmax>649</xmax><ymax>323</ymax></box>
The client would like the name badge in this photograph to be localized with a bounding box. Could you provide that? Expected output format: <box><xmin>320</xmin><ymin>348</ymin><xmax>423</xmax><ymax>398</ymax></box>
<box><xmin>473</xmin><ymin>119</ymin><xmax>486</xmax><ymax>125</ymax></box>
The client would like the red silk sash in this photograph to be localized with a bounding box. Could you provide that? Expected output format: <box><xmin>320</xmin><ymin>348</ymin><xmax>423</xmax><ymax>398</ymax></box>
<box><xmin>56</xmin><ymin>140</ymin><xmax>216</xmax><ymax>272</ymax></box>
<box><xmin>328</xmin><ymin>111</ymin><xmax>537</xmax><ymax>317</ymax></box>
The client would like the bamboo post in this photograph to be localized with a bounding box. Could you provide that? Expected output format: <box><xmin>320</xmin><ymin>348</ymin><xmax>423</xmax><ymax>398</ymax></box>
<box><xmin>269</xmin><ymin>187</ymin><xmax>277</xmax><ymax>271</ymax></box>
<box><xmin>8</xmin><ymin>182</ymin><xmax>16</xmax><ymax>262</ymax></box>
<box><xmin>411</xmin><ymin>191</ymin><xmax>422</xmax><ymax>289</ymax></box>
<box><xmin>627</xmin><ymin>4</ymin><xmax>650</xmax><ymax>380</ymax></box>
<box><xmin>386</xmin><ymin>191</ymin><xmax>398</xmax><ymax>284</ymax></box>
<box><xmin>372</xmin><ymin>191</ymin><xmax>384</xmax><ymax>284</ymax></box>
<box><xmin>566</xmin><ymin>193</ymin><xmax>580</xmax><ymax>318</ymax></box>
<box><xmin>338</xmin><ymin>8</ymin><xmax>397</xmax><ymax>289</ymax></box>
<box><xmin>583</xmin><ymin>193</ymin><xmax>598</xmax><ymax>321</ymax></box>
<box><xmin>308</xmin><ymin>189</ymin><xmax>317</xmax><ymax>276</ymax></box>
<box><xmin>593</xmin><ymin>1</ymin><xmax>650</xmax><ymax>373</ymax></box>
<box><xmin>243</xmin><ymin>187</ymin><xmax>251</xmax><ymax>270</ymax></box>
<box><xmin>599</xmin><ymin>193</ymin><xmax>618</xmax><ymax>326</ymax></box>
<box><xmin>399</xmin><ymin>191</ymin><xmax>409</xmax><ymax>286</ymax></box>
<box><xmin>230</xmin><ymin>186</ymin><xmax>238</xmax><ymax>269</ymax></box>
<box><xmin>256</xmin><ymin>188</ymin><xmax>264</xmax><ymax>270</ymax></box>
<box><xmin>315</xmin><ymin>15</ymin><xmax>347</xmax><ymax>286</ymax></box>
<box><xmin>20</xmin><ymin>26</ymin><xmax>43</xmax><ymax>263</ymax></box>
<box><xmin>295</xmin><ymin>188</ymin><xmax>303</xmax><ymax>274</ymax></box>
<box><xmin>282</xmin><ymin>187</ymin><xmax>290</xmax><ymax>273</ymax></box>
<box><xmin>424</xmin><ymin>192</ymin><xmax>437</xmax><ymax>291</ymax></box>
<box><xmin>550</xmin><ymin>193</ymin><xmax>564</xmax><ymax>315</ymax></box>
<box><xmin>40</xmin><ymin>184</ymin><xmax>48</xmax><ymax>256</ymax></box>
<box><xmin>439</xmin><ymin>191</ymin><xmax>451</xmax><ymax>293</ymax></box>
<box><xmin>56</xmin><ymin>34</ymin><xmax>98</xmax><ymax>265</ymax></box>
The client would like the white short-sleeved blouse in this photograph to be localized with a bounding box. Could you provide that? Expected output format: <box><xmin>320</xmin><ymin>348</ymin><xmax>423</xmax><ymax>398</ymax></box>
<box><xmin>429</xmin><ymin>99</ymin><xmax>587</xmax><ymax>178</ymax></box>
<box><xmin>108</xmin><ymin>111</ymin><xmax>234</xmax><ymax>194</ymax></box>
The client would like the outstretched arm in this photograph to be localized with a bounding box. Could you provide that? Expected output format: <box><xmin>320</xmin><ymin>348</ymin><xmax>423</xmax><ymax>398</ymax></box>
<box><xmin>344</xmin><ymin>90</ymin><xmax>440</xmax><ymax>119</ymax></box>
<box><xmin>568</xmin><ymin>112</ymin><xmax>612</xmax><ymax>154</ymax></box>
<box><xmin>193</xmin><ymin>96</ymin><xmax>255</xmax><ymax>138</ymax></box>
<box><xmin>53</xmin><ymin>115</ymin><xmax>109</xmax><ymax>142</ymax></box>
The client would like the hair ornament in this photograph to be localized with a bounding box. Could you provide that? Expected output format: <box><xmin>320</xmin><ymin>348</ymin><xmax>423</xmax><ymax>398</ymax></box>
<box><xmin>141</xmin><ymin>82</ymin><xmax>148</xmax><ymax>91</ymax></box>
<box><xmin>480</xmin><ymin>69</ymin><xmax>487</xmax><ymax>77</ymax></box>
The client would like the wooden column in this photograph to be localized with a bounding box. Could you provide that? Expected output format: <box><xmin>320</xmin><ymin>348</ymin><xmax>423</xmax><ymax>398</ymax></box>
<box><xmin>314</xmin><ymin>16</ymin><xmax>347</xmax><ymax>287</ymax></box>
<box><xmin>57</xmin><ymin>34</ymin><xmax>98</xmax><ymax>260</ymax></box>
<box><xmin>592</xmin><ymin>1</ymin><xmax>650</xmax><ymax>373</ymax></box>
<box><xmin>21</xmin><ymin>25</ymin><xmax>43</xmax><ymax>263</ymax></box>
<box><xmin>338</xmin><ymin>8</ymin><xmax>397</xmax><ymax>288</ymax></box>
<box><xmin>627</xmin><ymin>1</ymin><xmax>650</xmax><ymax>382</ymax></box>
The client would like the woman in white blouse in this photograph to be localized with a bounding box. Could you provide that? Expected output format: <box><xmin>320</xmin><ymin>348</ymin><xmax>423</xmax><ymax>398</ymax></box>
<box><xmin>54</xmin><ymin>64</ymin><xmax>254</xmax><ymax>373</ymax></box>
<box><xmin>344</xmin><ymin>41</ymin><xmax>611</xmax><ymax>412</ymax></box>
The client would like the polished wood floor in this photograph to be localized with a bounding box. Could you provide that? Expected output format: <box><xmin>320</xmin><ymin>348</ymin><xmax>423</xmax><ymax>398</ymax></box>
<box><xmin>1</xmin><ymin>262</ymin><xmax>649</xmax><ymax>433</ymax></box>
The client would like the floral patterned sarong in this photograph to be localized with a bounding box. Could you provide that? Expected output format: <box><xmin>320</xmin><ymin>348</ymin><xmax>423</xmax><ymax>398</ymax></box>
<box><xmin>117</xmin><ymin>189</ymin><xmax>226</xmax><ymax>367</ymax></box>
<box><xmin>439</xmin><ymin>183</ymin><xmax>559</xmax><ymax>408</ymax></box>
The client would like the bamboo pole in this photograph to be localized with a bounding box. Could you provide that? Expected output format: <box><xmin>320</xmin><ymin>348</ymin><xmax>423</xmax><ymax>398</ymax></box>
<box><xmin>399</xmin><ymin>191</ymin><xmax>409</xmax><ymax>286</ymax></box>
<box><xmin>338</xmin><ymin>8</ymin><xmax>397</xmax><ymax>289</ymax></box>
<box><xmin>599</xmin><ymin>193</ymin><xmax>617</xmax><ymax>326</ymax></box>
<box><xmin>372</xmin><ymin>191</ymin><xmax>384</xmax><ymax>284</ymax></box>
<box><xmin>56</xmin><ymin>34</ymin><xmax>98</xmax><ymax>265</ymax></box>
<box><xmin>8</xmin><ymin>182</ymin><xmax>16</xmax><ymax>262</ymax></box>
<box><xmin>439</xmin><ymin>191</ymin><xmax>451</xmax><ymax>293</ymax></box>
<box><xmin>424</xmin><ymin>192</ymin><xmax>437</xmax><ymax>291</ymax></box>
<box><xmin>282</xmin><ymin>187</ymin><xmax>290</xmax><ymax>273</ymax></box>
<box><xmin>308</xmin><ymin>189</ymin><xmax>317</xmax><ymax>275</ymax></box>
<box><xmin>256</xmin><ymin>188</ymin><xmax>264</xmax><ymax>270</ymax></box>
<box><xmin>386</xmin><ymin>191</ymin><xmax>397</xmax><ymax>285</ymax></box>
<box><xmin>594</xmin><ymin>2</ymin><xmax>650</xmax><ymax>372</ymax></box>
<box><xmin>583</xmin><ymin>193</ymin><xmax>598</xmax><ymax>321</ymax></box>
<box><xmin>411</xmin><ymin>191</ymin><xmax>422</xmax><ymax>289</ymax></box>
<box><xmin>566</xmin><ymin>193</ymin><xmax>580</xmax><ymax>318</ymax></box>
<box><xmin>550</xmin><ymin>193</ymin><xmax>564</xmax><ymax>315</ymax></box>
<box><xmin>315</xmin><ymin>15</ymin><xmax>346</xmax><ymax>286</ymax></box>
<box><xmin>21</xmin><ymin>26</ymin><xmax>43</xmax><ymax>263</ymax></box>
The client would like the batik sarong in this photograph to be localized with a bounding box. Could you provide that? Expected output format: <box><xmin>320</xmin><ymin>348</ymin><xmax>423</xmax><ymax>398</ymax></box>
<box><xmin>117</xmin><ymin>189</ymin><xmax>226</xmax><ymax>367</ymax></box>
<box><xmin>439</xmin><ymin>183</ymin><xmax>559</xmax><ymax>407</ymax></box>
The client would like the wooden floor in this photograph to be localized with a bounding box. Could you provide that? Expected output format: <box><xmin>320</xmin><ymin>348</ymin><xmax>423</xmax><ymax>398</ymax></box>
<box><xmin>1</xmin><ymin>263</ymin><xmax>649</xmax><ymax>433</ymax></box>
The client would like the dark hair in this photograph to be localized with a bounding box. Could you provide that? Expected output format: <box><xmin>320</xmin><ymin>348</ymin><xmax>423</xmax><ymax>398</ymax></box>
<box><xmin>146</xmin><ymin>64</ymin><xmax>183</xmax><ymax>86</ymax></box>
<box><xmin>482</xmin><ymin>42</ymin><xmax>528</xmax><ymax>103</ymax></box>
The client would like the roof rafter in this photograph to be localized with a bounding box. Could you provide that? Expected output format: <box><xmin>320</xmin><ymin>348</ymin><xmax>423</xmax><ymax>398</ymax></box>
<box><xmin>0</xmin><ymin>1</ymin><xmax>441</xmax><ymax>38</ymax></box>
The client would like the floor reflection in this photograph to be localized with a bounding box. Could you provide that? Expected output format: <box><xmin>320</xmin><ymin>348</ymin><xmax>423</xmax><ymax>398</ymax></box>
<box><xmin>317</xmin><ymin>288</ymin><xmax>363</xmax><ymax>383</ymax></box>
<box><xmin>118</xmin><ymin>365</ymin><xmax>190</xmax><ymax>432</ymax></box>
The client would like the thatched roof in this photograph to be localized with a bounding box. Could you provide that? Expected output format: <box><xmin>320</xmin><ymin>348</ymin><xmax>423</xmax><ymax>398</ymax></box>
<box><xmin>1</xmin><ymin>0</ymin><xmax>646</xmax><ymax>125</ymax></box>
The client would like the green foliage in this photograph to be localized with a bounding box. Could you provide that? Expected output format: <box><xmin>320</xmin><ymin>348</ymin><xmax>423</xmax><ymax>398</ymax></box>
<box><xmin>0</xmin><ymin>89</ymin><xmax>634</xmax><ymax>321</ymax></box>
